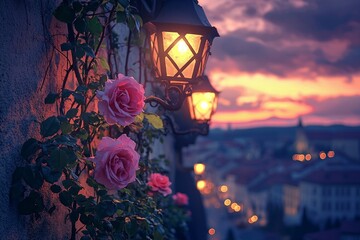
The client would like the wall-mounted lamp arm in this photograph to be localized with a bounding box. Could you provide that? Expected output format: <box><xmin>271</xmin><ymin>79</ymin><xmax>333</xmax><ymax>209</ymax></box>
<box><xmin>144</xmin><ymin>96</ymin><xmax>183</xmax><ymax>111</ymax></box>
<box><xmin>163</xmin><ymin>115</ymin><xmax>210</xmax><ymax>136</ymax></box>
<box><xmin>145</xmin><ymin>83</ymin><xmax>191</xmax><ymax>111</ymax></box>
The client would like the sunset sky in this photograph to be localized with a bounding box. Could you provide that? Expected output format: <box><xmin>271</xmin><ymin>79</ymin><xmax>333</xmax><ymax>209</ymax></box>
<box><xmin>200</xmin><ymin>0</ymin><xmax>360</xmax><ymax>128</ymax></box>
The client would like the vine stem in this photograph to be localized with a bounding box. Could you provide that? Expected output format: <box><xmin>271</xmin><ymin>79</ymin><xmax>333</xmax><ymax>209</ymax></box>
<box><xmin>67</xmin><ymin>22</ymin><xmax>83</xmax><ymax>86</ymax></box>
<box><xmin>70</xmin><ymin>201</ymin><xmax>77</xmax><ymax>240</ymax></box>
<box><xmin>86</xmin><ymin>5</ymin><xmax>117</xmax><ymax>82</ymax></box>
<box><xmin>125</xmin><ymin>30</ymin><xmax>132</xmax><ymax>76</ymax></box>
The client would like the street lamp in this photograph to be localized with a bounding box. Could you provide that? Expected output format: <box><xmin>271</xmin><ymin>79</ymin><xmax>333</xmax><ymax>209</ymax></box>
<box><xmin>188</xmin><ymin>75</ymin><xmax>219</xmax><ymax>122</ymax></box>
<box><xmin>194</xmin><ymin>162</ymin><xmax>206</xmax><ymax>175</ymax></box>
<box><xmin>145</xmin><ymin>0</ymin><xmax>219</xmax><ymax>110</ymax></box>
<box><xmin>164</xmin><ymin>75</ymin><xmax>219</xmax><ymax>136</ymax></box>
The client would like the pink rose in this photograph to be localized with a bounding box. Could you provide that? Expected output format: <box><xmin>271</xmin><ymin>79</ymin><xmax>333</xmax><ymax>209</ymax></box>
<box><xmin>172</xmin><ymin>192</ymin><xmax>189</xmax><ymax>206</ymax></box>
<box><xmin>97</xmin><ymin>74</ymin><xmax>145</xmax><ymax>126</ymax></box>
<box><xmin>91</xmin><ymin>135</ymin><xmax>139</xmax><ymax>190</ymax></box>
<box><xmin>147</xmin><ymin>173</ymin><xmax>172</xmax><ymax>196</ymax></box>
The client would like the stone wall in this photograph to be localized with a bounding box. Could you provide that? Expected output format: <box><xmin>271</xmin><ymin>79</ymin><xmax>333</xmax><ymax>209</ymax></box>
<box><xmin>0</xmin><ymin>0</ymin><xmax>71</xmax><ymax>238</ymax></box>
<box><xmin>0</xmin><ymin>1</ymin><xmax>176</xmax><ymax>239</ymax></box>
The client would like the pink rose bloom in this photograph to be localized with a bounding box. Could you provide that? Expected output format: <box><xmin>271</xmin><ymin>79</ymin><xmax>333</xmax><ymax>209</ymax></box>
<box><xmin>147</xmin><ymin>173</ymin><xmax>172</xmax><ymax>196</ymax></box>
<box><xmin>172</xmin><ymin>192</ymin><xmax>189</xmax><ymax>206</ymax></box>
<box><xmin>91</xmin><ymin>135</ymin><xmax>139</xmax><ymax>190</ymax></box>
<box><xmin>97</xmin><ymin>74</ymin><xmax>145</xmax><ymax>126</ymax></box>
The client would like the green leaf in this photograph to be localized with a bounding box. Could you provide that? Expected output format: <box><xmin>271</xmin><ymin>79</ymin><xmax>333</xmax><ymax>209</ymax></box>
<box><xmin>96</xmin><ymin>201</ymin><xmax>116</xmax><ymax>218</ymax></box>
<box><xmin>10</xmin><ymin>182</ymin><xmax>25</xmax><ymax>202</ymax></box>
<box><xmin>23</xmin><ymin>166</ymin><xmax>44</xmax><ymax>190</ymax></box>
<box><xmin>73</xmin><ymin>92</ymin><xmax>85</xmax><ymax>104</ymax></box>
<box><xmin>18</xmin><ymin>191</ymin><xmax>44</xmax><ymax>215</ymax></box>
<box><xmin>153</xmin><ymin>231</ymin><xmax>164</xmax><ymax>240</ymax></box>
<box><xmin>42</xmin><ymin>166</ymin><xmax>62</xmax><ymax>183</ymax></box>
<box><xmin>81</xmin><ymin>44</ymin><xmax>95</xmax><ymax>58</ymax></box>
<box><xmin>125</xmin><ymin>219</ymin><xmax>138</xmax><ymax>237</ymax></box>
<box><xmin>76</xmin><ymin>46</ymin><xmax>85</xmax><ymax>58</ymax></box>
<box><xmin>74</xmin><ymin>18</ymin><xmax>86</xmax><ymax>33</ymax></box>
<box><xmin>76</xmin><ymin>85</ymin><xmax>88</xmax><ymax>93</ymax></box>
<box><xmin>72</xmin><ymin>1</ymin><xmax>83</xmax><ymax>12</ymax></box>
<box><xmin>86</xmin><ymin>177</ymin><xmax>99</xmax><ymax>189</ymax></box>
<box><xmin>116</xmin><ymin>12</ymin><xmax>126</xmax><ymax>23</ymax></box>
<box><xmin>12</xmin><ymin>167</ymin><xmax>24</xmax><ymax>182</ymax></box>
<box><xmin>62</xmin><ymin>179</ymin><xmax>78</xmax><ymax>190</ymax></box>
<box><xmin>50</xmin><ymin>184</ymin><xmax>62</xmax><ymax>193</ymax></box>
<box><xmin>62</xmin><ymin>89</ymin><xmax>73</xmax><ymax>98</ymax></box>
<box><xmin>66</xmin><ymin>108</ymin><xmax>78</xmax><ymax>119</ymax></box>
<box><xmin>45</xmin><ymin>92</ymin><xmax>59</xmax><ymax>104</ymax></box>
<box><xmin>99</xmin><ymin>57</ymin><xmax>110</xmax><ymax>71</ymax></box>
<box><xmin>59</xmin><ymin>191</ymin><xmax>73</xmax><ymax>207</ymax></box>
<box><xmin>118</xmin><ymin>0</ymin><xmax>130</xmax><ymax>8</ymax></box>
<box><xmin>21</xmin><ymin>138</ymin><xmax>40</xmax><ymax>160</ymax></box>
<box><xmin>60</xmin><ymin>42</ymin><xmax>73</xmax><ymax>51</ymax></box>
<box><xmin>86</xmin><ymin>1</ymin><xmax>100</xmax><ymax>12</ymax></box>
<box><xmin>97</xmin><ymin>189</ymin><xmax>107</xmax><ymax>196</ymax></box>
<box><xmin>127</xmin><ymin>14</ymin><xmax>143</xmax><ymax>33</ymax></box>
<box><xmin>87</xmin><ymin>17</ymin><xmax>102</xmax><ymax>35</ymax></box>
<box><xmin>80</xmin><ymin>236</ymin><xmax>91</xmax><ymax>240</ymax></box>
<box><xmin>48</xmin><ymin>148</ymin><xmax>77</xmax><ymax>171</ymax></box>
<box><xmin>61</xmin><ymin>122</ymin><xmax>73</xmax><ymax>134</ymax></box>
<box><xmin>99</xmin><ymin>75</ymin><xmax>107</xmax><ymax>85</ymax></box>
<box><xmin>40</xmin><ymin>116</ymin><xmax>60</xmax><ymax>137</ymax></box>
<box><xmin>70</xmin><ymin>210</ymin><xmax>79</xmax><ymax>222</ymax></box>
<box><xmin>82</xmin><ymin>112</ymin><xmax>100</xmax><ymax>125</ymax></box>
<box><xmin>75</xmin><ymin>129</ymin><xmax>89</xmax><ymax>140</ymax></box>
<box><xmin>53</xmin><ymin>4</ymin><xmax>75</xmax><ymax>23</ymax></box>
<box><xmin>88</xmin><ymin>82</ymin><xmax>100</xmax><ymax>90</ymax></box>
<box><xmin>69</xmin><ymin>185</ymin><xmax>82</xmax><ymax>195</ymax></box>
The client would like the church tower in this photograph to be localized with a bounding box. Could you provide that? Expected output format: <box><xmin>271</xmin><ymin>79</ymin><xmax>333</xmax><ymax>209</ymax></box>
<box><xmin>295</xmin><ymin>117</ymin><xmax>309</xmax><ymax>153</ymax></box>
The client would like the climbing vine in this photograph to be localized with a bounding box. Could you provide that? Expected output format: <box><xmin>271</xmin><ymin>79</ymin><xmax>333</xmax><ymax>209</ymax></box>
<box><xmin>10</xmin><ymin>0</ymin><xmax>189</xmax><ymax>239</ymax></box>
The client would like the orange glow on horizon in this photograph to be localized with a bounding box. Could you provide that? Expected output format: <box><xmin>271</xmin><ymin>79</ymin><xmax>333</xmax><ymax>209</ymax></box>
<box><xmin>207</xmin><ymin>71</ymin><xmax>360</xmax><ymax>127</ymax></box>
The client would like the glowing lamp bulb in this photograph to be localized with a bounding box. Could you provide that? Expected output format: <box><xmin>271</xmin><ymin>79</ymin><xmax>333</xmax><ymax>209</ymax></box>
<box><xmin>177</xmin><ymin>39</ymin><xmax>189</xmax><ymax>53</ymax></box>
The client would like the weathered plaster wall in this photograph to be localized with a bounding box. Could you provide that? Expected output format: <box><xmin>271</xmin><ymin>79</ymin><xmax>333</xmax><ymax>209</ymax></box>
<box><xmin>0</xmin><ymin>1</ymin><xmax>177</xmax><ymax>239</ymax></box>
<box><xmin>0</xmin><ymin>0</ymin><xmax>71</xmax><ymax>238</ymax></box>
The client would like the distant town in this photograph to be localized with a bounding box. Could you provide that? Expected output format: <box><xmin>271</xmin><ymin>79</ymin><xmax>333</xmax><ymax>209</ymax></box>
<box><xmin>183</xmin><ymin>120</ymin><xmax>360</xmax><ymax>240</ymax></box>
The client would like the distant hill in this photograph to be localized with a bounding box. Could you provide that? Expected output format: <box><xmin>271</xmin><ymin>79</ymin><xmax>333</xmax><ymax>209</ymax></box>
<box><xmin>207</xmin><ymin>125</ymin><xmax>360</xmax><ymax>141</ymax></box>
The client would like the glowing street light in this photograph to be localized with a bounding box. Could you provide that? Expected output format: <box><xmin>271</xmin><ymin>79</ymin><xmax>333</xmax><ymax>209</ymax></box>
<box><xmin>219</xmin><ymin>185</ymin><xmax>228</xmax><ymax>193</ymax></box>
<box><xmin>194</xmin><ymin>163</ymin><xmax>205</xmax><ymax>175</ymax></box>
<box><xmin>188</xmin><ymin>76</ymin><xmax>219</xmax><ymax>122</ymax></box>
<box><xmin>197</xmin><ymin>180</ymin><xmax>206</xmax><ymax>191</ymax></box>
<box><xmin>224</xmin><ymin>199</ymin><xmax>231</xmax><ymax>206</ymax></box>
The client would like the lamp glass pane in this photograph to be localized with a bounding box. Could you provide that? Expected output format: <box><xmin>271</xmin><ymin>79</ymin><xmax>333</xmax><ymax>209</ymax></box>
<box><xmin>190</xmin><ymin>92</ymin><xmax>216</xmax><ymax>121</ymax></box>
<box><xmin>185</xmin><ymin>33</ymin><xmax>201</xmax><ymax>53</ymax></box>
<box><xmin>198</xmin><ymin>40</ymin><xmax>210</xmax><ymax>76</ymax></box>
<box><xmin>162</xmin><ymin>31</ymin><xmax>179</xmax><ymax>51</ymax></box>
<box><xmin>165</xmin><ymin>56</ymin><xmax>178</xmax><ymax>77</ymax></box>
<box><xmin>182</xmin><ymin>61</ymin><xmax>196</xmax><ymax>78</ymax></box>
<box><xmin>150</xmin><ymin>34</ymin><xmax>161</xmax><ymax>77</ymax></box>
<box><xmin>162</xmin><ymin>32</ymin><xmax>203</xmax><ymax>78</ymax></box>
<box><xmin>167</xmin><ymin>38</ymin><xmax>193</xmax><ymax>72</ymax></box>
